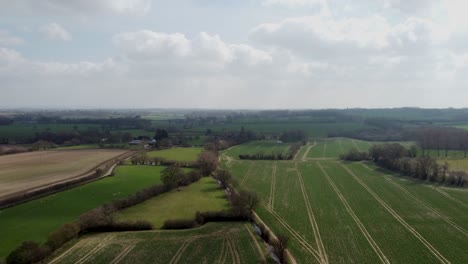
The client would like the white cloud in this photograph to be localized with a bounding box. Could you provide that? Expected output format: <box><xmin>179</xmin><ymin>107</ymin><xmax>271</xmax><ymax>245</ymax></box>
<box><xmin>39</xmin><ymin>23</ymin><xmax>72</xmax><ymax>42</ymax></box>
<box><xmin>0</xmin><ymin>30</ymin><xmax>24</xmax><ymax>46</ymax></box>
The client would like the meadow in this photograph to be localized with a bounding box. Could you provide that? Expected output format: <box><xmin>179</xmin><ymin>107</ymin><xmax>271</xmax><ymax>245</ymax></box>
<box><xmin>0</xmin><ymin>165</ymin><xmax>165</xmax><ymax>258</ymax></box>
<box><xmin>46</xmin><ymin>222</ymin><xmax>269</xmax><ymax>264</ymax></box>
<box><xmin>147</xmin><ymin>147</ymin><xmax>204</xmax><ymax>162</ymax></box>
<box><xmin>0</xmin><ymin>149</ymin><xmax>128</xmax><ymax>199</ymax></box>
<box><xmin>116</xmin><ymin>177</ymin><xmax>230</xmax><ymax>228</ymax></box>
<box><xmin>223</xmin><ymin>140</ymin><xmax>292</xmax><ymax>159</ymax></box>
<box><xmin>227</xmin><ymin>156</ymin><xmax>468</xmax><ymax>263</ymax></box>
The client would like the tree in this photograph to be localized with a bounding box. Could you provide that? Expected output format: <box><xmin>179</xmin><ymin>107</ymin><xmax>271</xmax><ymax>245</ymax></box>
<box><xmin>154</xmin><ymin>129</ymin><xmax>169</xmax><ymax>141</ymax></box>
<box><xmin>161</xmin><ymin>165</ymin><xmax>186</xmax><ymax>188</ymax></box>
<box><xmin>215</xmin><ymin>169</ymin><xmax>232</xmax><ymax>188</ymax></box>
<box><xmin>6</xmin><ymin>241</ymin><xmax>49</xmax><ymax>264</ymax></box>
<box><xmin>197</xmin><ymin>151</ymin><xmax>219</xmax><ymax>176</ymax></box>
<box><xmin>273</xmin><ymin>234</ymin><xmax>289</xmax><ymax>264</ymax></box>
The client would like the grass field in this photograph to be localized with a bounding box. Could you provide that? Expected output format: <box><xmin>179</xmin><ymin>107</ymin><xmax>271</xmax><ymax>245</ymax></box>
<box><xmin>116</xmin><ymin>177</ymin><xmax>230</xmax><ymax>228</ymax></box>
<box><xmin>0</xmin><ymin>165</ymin><xmax>165</xmax><ymax>259</ymax></box>
<box><xmin>227</xmin><ymin>157</ymin><xmax>468</xmax><ymax>263</ymax></box>
<box><xmin>0</xmin><ymin>149</ymin><xmax>128</xmax><ymax>199</ymax></box>
<box><xmin>223</xmin><ymin>140</ymin><xmax>292</xmax><ymax>159</ymax></box>
<box><xmin>46</xmin><ymin>222</ymin><xmax>270</xmax><ymax>264</ymax></box>
<box><xmin>147</xmin><ymin>147</ymin><xmax>203</xmax><ymax>162</ymax></box>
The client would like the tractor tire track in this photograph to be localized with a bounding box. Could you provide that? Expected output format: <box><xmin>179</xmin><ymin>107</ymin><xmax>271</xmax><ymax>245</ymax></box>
<box><xmin>433</xmin><ymin>188</ymin><xmax>468</xmax><ymax>210</ymax></box>
<box><xmin>295</xmin><ymin>162</ymin><xmax>328</xmax><ymax>264</ymax></box>
<box><xmin>317</xmin><ymin>162</ymin><xmax>390</xmax><ymax>264</ymax></box>
<box><xmin>244</xmin><ymin>224</ymin><xmax>267</xmax><ymax>263</ymax></box>
<box><xmin>301</xmin><ymin>141</ymin><xmax>316</xmax><ymax>161</ymax></box>
<box><xmin>227</xmin><ymin>237</ymin><xmax>241</xmax><ymax>264</ymax></box>
<box><xmin>322</xmin><ymin>142</ymin><xmax>327</xmax><ymax>158</ymax></box>
<box><xmin>169</xmin><ymin>241</ymin><xmax>191</xmax><ymax>264</ymax></box>
<box><xmin>359</xmin><ymin>163</ymin><xmax>468</xmax><ymax>237</ymax></box>
<box><xmin>338</xmin><ymin>139</ymin><xmax>344</xmax><ymax>154</ymax></box>
<box><xmin>341</xmin><ymin>163</ymin><xmax>451</xmax><ymax>264</ymax></box>
<box><xmin>75</xmin><ymin>234</ymin><xmax>115</xmax><ymax>264</ymax></box>
<box><xmin>241</xmin><ymin>162</ymin><xmax>255</xmax><ymax>185</ymax></box>
<box><xmin>110</xmin><ymin>244</ymin><xmax>135</xmax><ymax>264</ymax></box>
<box><xmin>216</xmin><ymin>238</ymin><xmax>227</xmax><ymax>264</ymax></box>
<box><xmin>351</xmin><ymin>140</ymin><xmax>361</xmax><ymax>152</ymax></box>
<box><xmin>48</xmin><ymin>237</ymin><xmax>94</xmax><ymax>264</ymax></box>
<box><xmin>262</xmin><ymin>203</ymin><xmax>322</xmax><ymax>263</ymax></box>
<box><xmin>269</xmin><ymin>162</ymin><xmax>277</xmax><ymax>210</ymax></box>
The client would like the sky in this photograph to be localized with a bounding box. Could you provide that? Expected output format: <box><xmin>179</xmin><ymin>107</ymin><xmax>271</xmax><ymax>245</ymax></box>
<box><xmin>1</xmin><ymin>0</ymin><xmax>468</xmax><ymax>109</ymax></box>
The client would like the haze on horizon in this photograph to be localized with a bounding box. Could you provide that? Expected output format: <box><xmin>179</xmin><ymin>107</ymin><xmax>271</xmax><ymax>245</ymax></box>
<box><xmin>1</xmin><ymin>0</ymin><xmax>468</xmax><ymax>109</ymax></box>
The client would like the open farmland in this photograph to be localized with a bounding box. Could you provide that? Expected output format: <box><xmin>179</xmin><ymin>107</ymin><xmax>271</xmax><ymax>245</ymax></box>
<box><xmin>147</xmin><ymin>147</ymin><xmax>203</xmax><ymax>162</ymax></box>
<box><xmin>116</xmin><ymin>177</ymin><xmax>230</xmax><ymax>228</ymax></box>
<box><xmin>0</xmin><ymin>149</ymin><xmax>129</xmax><ymax>200</ymax></box>
<box><xmin>227</xmin><ymin>157</ymin><xmax>468</xmax><ymax>263</ymax></box>
<box><xmin>47</xmin><ymin>222</ymin><xmax>268</xmax><ymax>264</ymax></box>
<box><xmin>0</xmin><ymin>165</ymin><xmax>165</xmax><ymax>258</ymax></box>
<box><xmin>223</xmin><ymin>140</ymin><xmax>292</xmax><ymax>159</ymax></box>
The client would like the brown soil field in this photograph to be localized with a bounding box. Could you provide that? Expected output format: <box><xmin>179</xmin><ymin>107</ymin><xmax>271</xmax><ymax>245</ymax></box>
<box><xmin>0</xmin><ymin>149</ymin><xmax>128</xmax><ymax>199</ymax></box>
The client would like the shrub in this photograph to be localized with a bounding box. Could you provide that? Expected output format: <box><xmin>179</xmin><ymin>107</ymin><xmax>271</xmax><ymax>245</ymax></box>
<box><xmin>46</xmin><ymin>223</ymin><xmax>80</xmax><ymax>250</ymax></box>
<box><xmin>6</xmin><ymin>241</ymin><xmax>50</xmax><ymax>264</ymax></box>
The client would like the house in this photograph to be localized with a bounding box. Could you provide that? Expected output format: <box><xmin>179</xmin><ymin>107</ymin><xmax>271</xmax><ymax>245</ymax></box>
<box><xmin>129</xmin><ymin>139</ymin><xmax>143</xmax><ymax>145</ymax></box>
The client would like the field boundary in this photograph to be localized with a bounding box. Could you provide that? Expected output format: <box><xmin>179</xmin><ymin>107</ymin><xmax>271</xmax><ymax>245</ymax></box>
<box><xmin>261</xmin><ymin>204</ymin><xmax>322</xmax><ymax>263</ymax></box>
<box><xmin>0</xmin><ymin>150</ymin><xmax>136</xmax><ymax>209</ymax></box>
<box><xmin>244</xmin><ymin>224</ymin><xmax>267</xmax><ymax>263</ymax></box>
<box><xmin>268</xmin><ymin>162</ymin><xmax>277</xmax><ymax>210</ymax></box>
<box><xmin>295</xmin><ymin>163</ymin><xmax>328</xmax><ymax>264</ymax></box>
<box><xmin>317</xmin><ymin>162</ymin><xmax>390</xmax><ymax>264</ymax></box>
<box><xmin>341</xmin><ymin>163</ymin><xmax>451</xmax><ymax>264</ymax></box>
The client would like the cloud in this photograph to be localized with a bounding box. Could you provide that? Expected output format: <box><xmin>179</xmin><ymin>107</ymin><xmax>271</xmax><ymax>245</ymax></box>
<box><xmin>0</xmin><ymin>0</ymin><xmax>151</xmax><ymax>16</ymax></box>
<box><xmin>0</xmin><ymin>30</ymin><xmax>24</xmax><ymax>46</ymax></box>
<box><xmin>39</xmin><ymin>23</ymin><xmax>72</xmax><ymax>42</ymax></box>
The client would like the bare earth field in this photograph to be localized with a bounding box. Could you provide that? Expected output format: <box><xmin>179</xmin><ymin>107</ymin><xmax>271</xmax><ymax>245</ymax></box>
<box><xmin>0</xmin><ymin>149</ymin><xmax>128</xmax><ymax>199</ymax></box>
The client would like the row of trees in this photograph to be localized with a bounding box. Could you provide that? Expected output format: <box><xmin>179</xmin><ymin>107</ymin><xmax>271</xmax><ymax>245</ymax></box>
<box><xmin>416</xmin><ymin>127</ymin><xmax>468</xmax><ymax>157</ymax></box>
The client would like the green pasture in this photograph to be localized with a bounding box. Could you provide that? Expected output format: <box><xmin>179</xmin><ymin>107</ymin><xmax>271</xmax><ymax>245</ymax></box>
<box><xmin>147</xmin><ymin>147</ymin><xmax>204</xmax><ymax>162</ymax></box>
<box><xmin>0</xmin><ymin>165</ymin><xmax>164</xmax><ymax>259</ymax></box>
<box><xmin>116</xmin><ymin>177</ymin><xmax>230</xmax><ymax>228</ymax></box>
<box><xmin>223</xmin><ymin>140</ymin><xmax>292</xmax><ymax>159</ymax></box>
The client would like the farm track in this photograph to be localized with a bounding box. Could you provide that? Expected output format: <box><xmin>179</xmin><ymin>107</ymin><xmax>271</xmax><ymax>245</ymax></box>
<box><xmin>244</xmin><ymin>224</ymin><xmax>267</xmax><ymax>263</ymax></box>
<box><xmin>295</xmin><ymin>162</ymin><xmax>328</xmax><ymax>264</ymax></box>
<box><xmin>168</xmin><ymin>241</ymin><xmax>191</xmax><ymax>264</ymax></box>
<box><xmin>351</xmin><ymin>140</ymin><xmax>361</xmax><ymax>151</ymax></box>
<box><xmin>110</xmin><ymin>244</ymin><xmax>135</xmax><ymax>264</ymax></box>
<box><xmin>261</xmin><ymin>203</ymin><xmax>322</xmax><ymax>263</ymax></box>
<box><xmin>268</xmin><ymin>162</ymin><xmax>277</xmax><ymax>209</ymax></box>
<box><xmin>301</xmin><ymin>142</ymin><xmax>316</xmax><ymax>161</ymax></box>
<box><xmin>433</xmin><ymin>188</ymin><xmax>468</xmax><ymax>210</ymax></box>
<box><xmin>341</xmin><ymin>164</ymin><xmax>451</xmax><ymax>264</ymax></box>
<box><xmin>227</xmin><ymin>237</ymin><xmax>241</xmax><ymax>264</ymax></box>
<box><xmin>75</xmin><ymin>234</ymin><xmax>115</xmax><ymax>264</ymax></box>
<box><xmin>322</xmin><ymin>142</ymin><xmax>327</xmax><ymax>158</ymax></box>
<box><xmin>317</xmin><ymin>162</ymin><xmax>390</xmax><ymax>264</ymax></box>
<box><xmin>216</xmin><ymin>238</ymin><xmax>227</xmax><ymax>264</ymax></box>
<box><xmin>241</xmin><ymin>162</ymin><xmax>255</xmax><ymax>185</ymax></box>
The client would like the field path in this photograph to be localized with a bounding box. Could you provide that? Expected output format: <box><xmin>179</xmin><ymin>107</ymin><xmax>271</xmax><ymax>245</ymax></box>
<box><xmin>433</xmin><ymin>188</ymin><xmax>468</xmax><ymax>210</ymax></box>
<box><xmin>241</xmin><ymin>162</ymin><xmax>255</xmax><ymax>185</ymax></box>
<box><xmin>110</xmin><ymin>244</ymin><xmax>135</xmax><ymax>264</ymax></box>
<box><xmin>268</xmin><ymin>162</ymin><xmax>277</xmax><ymax>209</ymax></box>
<box><xmin>244</xmin><ymin>224</ymin><xmax>267</xmax><ymax>263</ymax></box>
<box><xmin>302</xmin><ymin>141</ymin><xmax>316</xmax><ymax>161</ymax></box>
<box><xmin>75</xmin><ymin>234</ymin><xmax>115</xmax><ymax>264</ymax></box>
<box><xmin>169</xmin><ymin>241</ymin><xmax>191</xmax><ymax>264</ymax></box>
<box><xmin>341</xmin><ymin>164</ymin><xmax>451</xmax><ymax>264</ymax></box>
<box><xmin>227</xmin><ymin>237</ymin><xmax>241</xmax><ymax>264</ymax></box>
<box><xmin>322</xmin><ymin>142</ymin><xmax>327</xmax><ymax>158</ymax></box>
<box><xmin>262</xmin><ymin>204</ymin><xmax>322</xmax><ymax>263</ymax></box>
<box><xmin>351</xmin><ymin>140</ymin><xmax>361</xmax><ymax>152</ymax></box>
<box><xmin>295</xmin><ymin>162</ymin><xmax>328</xmax><ymax>264</ymax></box>
<box><xmin>216</xmin><ymin>238</ymin><xmax>227</xmax><ymax>263</ymax></box>
<box><xmin>317</xmin><ymin>162</ymin><xmax>390</xmax><ymax>264</ymax></box>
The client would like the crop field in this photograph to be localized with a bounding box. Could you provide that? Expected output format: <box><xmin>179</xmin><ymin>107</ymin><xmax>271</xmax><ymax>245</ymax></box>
<box><xmin>306</xmin><ymin>138</ymin><xmax>373</xmax><ymax>159</ymax></box>
<box><xmin>46</xmin><ymin>222</ymin><xmax>269</xmax><ymax>264</ymax></box>
<box><xmin>116</xmin><ymin>177</ymin><xmax>230</xmax><ymax>228</ymax></box>
<box><xmin>0</xmin><ymin>165</ymin><xmax>165</xmax><ymax>258</ymax></box>
<box><xmin>223</xmin><ymin>140</ymin><xmax>292</xmax><ymax>159</ymax></box>
<box><xmin>147</xmin><ymin>147</ymin><xmax>203</xmax><ymax>162</ymax></box>
<box><xmin>0</xmin><ymin>149</ymin><xmax>128</xmax><ymax>199</ymax></box>
<box><xmin>228</xmin><ymin>158</ymin><xmax>468</xmax><ymax>263</ymax></box>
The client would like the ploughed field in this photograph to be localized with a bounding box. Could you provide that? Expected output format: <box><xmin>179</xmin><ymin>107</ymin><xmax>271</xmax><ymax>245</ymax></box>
<box><xmin>225</xmin><ymin>149</ymin><xmax>468</xmax><ymax>263</ymax></box>
<box><xmin>0</xmin><ymin>149</ymin><xmax>128</xmax><ymax>199</ymax></box>
<box><xmin>0</xmin><ymin>165</ymin><xmax>164</xmax><ymax>258</ymax></box>
<box><xmin>46</xmin><ymin>222</ymin><xmax>267</xmax><ymax>264</ymax></box>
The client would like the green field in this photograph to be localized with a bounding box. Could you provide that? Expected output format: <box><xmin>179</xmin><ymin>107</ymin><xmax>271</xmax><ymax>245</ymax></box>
<box><xmin>116</xmin><ymin>177</ymin><xmax>230</xmax><ymax>228</ymax></box>
<box><xmin>0</xmin><ymin>165</ymin><xmax>164</xmax><ymax>259</ymax></box>
<box><xmin>46</xmin><ymin>222</ymin><xmax>269</xmax><ymax>264</ymax></box>
<box><xmin>227</xmin><ymin>157</ymin><xmax>468</xmax><ymax>263</ymax></box>
<box><xmin>223</xmin><ymin>140</ymin><xmax>292</xmax><ymax>159</ymax></box>
<box><xmin>147</xmin><ymin>147</ymin><xmax>204</xmax><ymax>162</ymax></box>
